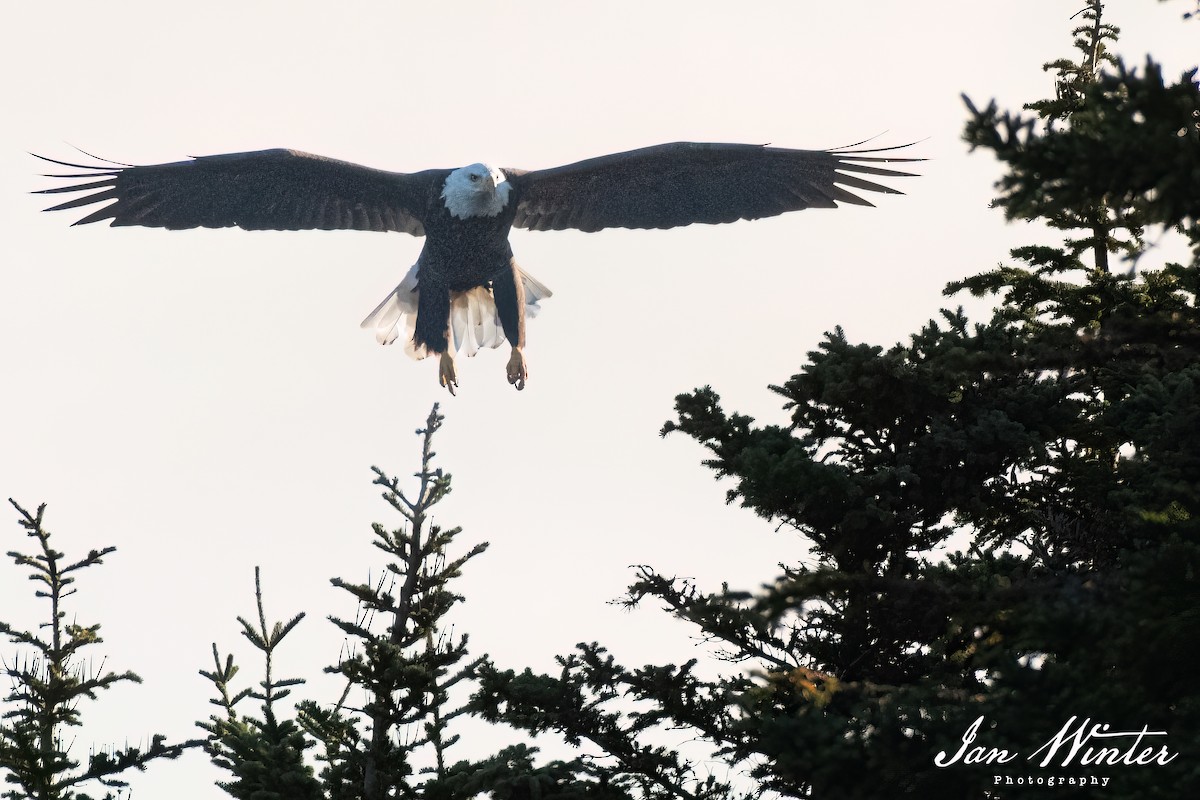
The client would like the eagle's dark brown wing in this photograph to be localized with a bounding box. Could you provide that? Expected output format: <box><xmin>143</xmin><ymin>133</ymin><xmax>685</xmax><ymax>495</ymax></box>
<box><xmin>505</xmin><ymin>141</ymin><xmax>921</xmax><ymax>233</ymax></box>
<box><xmin>35</xmin><ymin>149</ymin><xmax>439</xmax><ymax>236</ymax></box>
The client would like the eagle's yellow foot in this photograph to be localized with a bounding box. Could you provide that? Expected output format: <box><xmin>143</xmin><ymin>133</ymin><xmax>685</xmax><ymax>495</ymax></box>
<box><xmin>439</xmin><ymin>351</ymin><xmax>458</xmax><ymax>396</ymax></box>
<box><xmin>506</xmin><ymin>347</ymin><xmax>527</xmax><ymax>391</ymax></box>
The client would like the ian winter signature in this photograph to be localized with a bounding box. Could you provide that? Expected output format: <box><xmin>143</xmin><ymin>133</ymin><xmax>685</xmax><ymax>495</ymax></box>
<box><xmin>934</xmin><ymin>715</ymin><xmax>1178</xmax><ymax>769</ymax></box>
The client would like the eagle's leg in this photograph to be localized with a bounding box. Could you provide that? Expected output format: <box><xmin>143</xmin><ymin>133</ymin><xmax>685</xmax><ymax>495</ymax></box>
<box><xmin>493</xmin><ymin>260</ymin><xmax>528</xmax><ymax>391</ymax></box>
<box><xmin>413</xmin><ymin>279</ymin><xmax>457</xmax><ymax>394</ymax></box>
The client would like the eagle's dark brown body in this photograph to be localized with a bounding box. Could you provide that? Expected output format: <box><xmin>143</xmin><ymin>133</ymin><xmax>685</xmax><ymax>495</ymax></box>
<box><xmin>413</xmin><ymin>177</ymin><xmax>524</xmax><ymax>354</ymax></box>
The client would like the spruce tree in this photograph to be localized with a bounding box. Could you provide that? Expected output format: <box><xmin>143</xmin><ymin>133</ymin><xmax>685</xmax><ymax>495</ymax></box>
<box><xmin>199</xmin><ymin>567</ymin><xmax>323</xmax><ymax>800</ymax></box>
<box><xmin>199</xmin><ymin>406</ymin><xmax>620</xmax><ymax>800</ymax></box>
<box><xmin>0</xmin><ymin>501</ymin><xmax>200</xmax><ymax>800</ymax></box>
<box><xmin>476</xmin><ymin>4</ymin><xmax>1200</xmax><ymax>797</ymax></box>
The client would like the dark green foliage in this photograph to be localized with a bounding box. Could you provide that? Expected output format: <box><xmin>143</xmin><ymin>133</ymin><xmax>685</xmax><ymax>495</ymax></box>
<box><xmin>197</xmin><ymin>407</ymin><xmax>616</xmax><ymax>800</ymax></box>
<box><xmin>963</xmin><ymin>8</ymin><xmax>1200</xmax><ymax>259</ymax></box>
<box><xmin>475</xmin><ymin>3</ymin><xmax>1200</xmax><ymax>797</ymax></box>
<box><xmin>0</xmin><ymin>501</ymin><xmax>199</xmax><ymax>800</ymax></box>
<box><xmin>198</xmin><ymin>568</ymin><xmax>323</xmax><ymax>800</ymax></box>
<box><xmin>298</xmin><ymin>405</ymin><xmax>493</xmax><ymax>800</ymax></box>
<box><xmin>473</xmin><ymin>647</ymin><xmax>746</xmax><ymax>800</ymax></box>
<box><xmin>197</xmin><ymin>407</ymin><xmax>493</xmax><ymax>800</ymax></box>
<box><xmin>428</xmin><ymin>744</ymin><xmax>633</xmax><ymax>800</ymax></box>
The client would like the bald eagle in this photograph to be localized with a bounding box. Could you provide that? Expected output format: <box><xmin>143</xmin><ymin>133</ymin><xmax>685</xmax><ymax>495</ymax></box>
<box><xmin>36</xmin><ymin>141</ymin><xmax>919</xmax><ymax>393</ymax></box>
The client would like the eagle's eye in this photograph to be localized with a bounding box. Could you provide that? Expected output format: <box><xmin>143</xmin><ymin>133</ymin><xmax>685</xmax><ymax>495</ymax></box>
<box><xmin>469</xmin><ymin>174</ymin><xmax>480</xmax><ymax>182</ymax></box>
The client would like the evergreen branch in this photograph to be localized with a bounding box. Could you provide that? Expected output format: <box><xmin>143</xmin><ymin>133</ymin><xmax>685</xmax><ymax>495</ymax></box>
<box><xmin>58</xmin><ymin>736</ymin><xmax>205</xmax><ymax>790</ymax></box>
<box><xmin>472</xmin><ymin>654</ymin><xmax>729</xmax><ymax>800</ymax></box>
<box><xmin>0</xmin><ymin>624</ymin><xmax>52</xmax><ymax>656</ymax></box>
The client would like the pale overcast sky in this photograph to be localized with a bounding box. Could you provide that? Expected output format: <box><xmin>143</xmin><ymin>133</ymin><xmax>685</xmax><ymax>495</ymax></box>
<box><xmin>1</xmin><ymin>2</ymin><xmax>1194</xmax><ymax>796</ymax></box>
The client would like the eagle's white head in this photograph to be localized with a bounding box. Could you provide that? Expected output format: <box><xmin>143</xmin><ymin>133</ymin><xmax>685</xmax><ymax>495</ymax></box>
<box><xmin>441</xmin><ymin>163</ymin><xmax>512</xmax><ymax>219</ymax></box>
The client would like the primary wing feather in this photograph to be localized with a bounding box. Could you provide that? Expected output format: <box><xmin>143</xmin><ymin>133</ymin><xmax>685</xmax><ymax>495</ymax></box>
<box><xmin>507</xmin><ymin>141</ymin><xmax>921</xmax><ymax>233</ymax></box>
<box><xmin>35</xmin><ymin>149</ymin><xmax>433</xmax><ymax>235</ymax></box>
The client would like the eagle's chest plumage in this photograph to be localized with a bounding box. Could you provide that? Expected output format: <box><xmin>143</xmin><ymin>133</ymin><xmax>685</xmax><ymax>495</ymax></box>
<box><xmin>419</xmin><ymin>179</ymin><xmax>517</xmax><ymax>291</ymax></box>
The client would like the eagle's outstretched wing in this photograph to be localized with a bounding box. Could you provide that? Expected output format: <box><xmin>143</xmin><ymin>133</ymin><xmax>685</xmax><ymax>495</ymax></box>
<box><xmin>505</xmin><ymin>142</ymin><xmax>921</xmax><ymax>233</ymax></box>
<box><xmin>35</xmin><ymin>149</ymin><xmax>438</xmax><ymax>236</ymax></box>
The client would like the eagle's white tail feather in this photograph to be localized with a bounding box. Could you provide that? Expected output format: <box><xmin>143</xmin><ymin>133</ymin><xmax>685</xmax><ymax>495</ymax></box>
<box><xmin>472</xmin><ymin>288</ymin><xmax>499</xmax><ymax>348</ymax></box>
<box><xmin>520</xmin><ymin>271</ymin><xmax>553</xmax><ymax>315</ymax></box>
<box><xmin>360</xmin><ymin>264</ymin><xmax>551</xmax><ymax>360</ymax></box>
<box><xmin>359</xmin><ymin>265</ymin><xmax>420</xmax><ymax>346</ymax></box>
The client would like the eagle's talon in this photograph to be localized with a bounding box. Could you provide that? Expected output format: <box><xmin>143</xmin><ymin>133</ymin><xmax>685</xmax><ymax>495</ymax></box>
<box><xmin>439</xmin><ymin>351</ymin><xmax>458</xmax><ymax>396</ymax></box>
<box><xmin>506</xmin><ymin>348</ymin><xmax>527</xmax><ymax>391</ymax></box>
